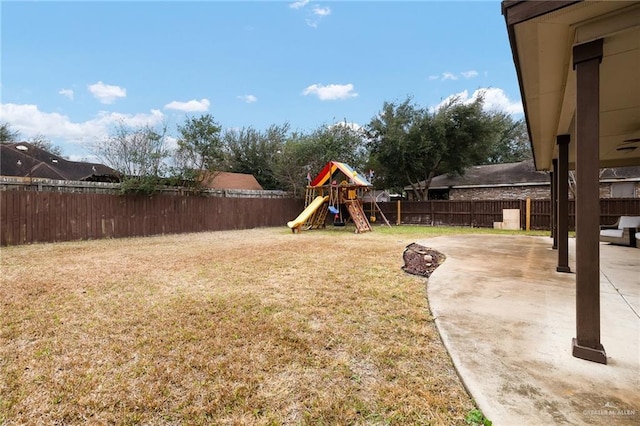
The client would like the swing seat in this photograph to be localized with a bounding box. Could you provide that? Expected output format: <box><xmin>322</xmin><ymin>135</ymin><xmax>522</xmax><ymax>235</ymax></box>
<box><xmin>328</xmin><ymin>206</ymin><xmax>339</xmax><ymax>215</ymax></box>
<box><xmin>333</xmin><ymin>221</ymin><xmax>345</xmax><ymax>227</ymax></box>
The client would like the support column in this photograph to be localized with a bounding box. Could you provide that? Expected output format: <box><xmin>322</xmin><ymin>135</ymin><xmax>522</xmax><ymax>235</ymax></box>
<box><xmin>551</xmin><ymin>160</ymin><xmax>558</xmax><ymax>249</ymax></box>
<box><xmin>572</xmin><ymin>39</ymin><xmax>606</xmax><ymax>364</ymax></box>
<box><xmin>556</xmin><ymin>135</ymin><xmax>570</xmax><ymax>273</ymax></box>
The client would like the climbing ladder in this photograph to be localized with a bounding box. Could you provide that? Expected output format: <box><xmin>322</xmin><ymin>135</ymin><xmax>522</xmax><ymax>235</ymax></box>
<box><xmin>306</xmin><ymin>203</ymin><xmax>328</xmax><ymax>229</ymax></box>
<box><xmin>345</xmin><ymin>200</ymin><xmax>372</xmax><ymax>233</ymax></box>
<box><xmin>304</xmin><ymin>187</ymin><xmax>316</xmax><ymax>207</ymax></box>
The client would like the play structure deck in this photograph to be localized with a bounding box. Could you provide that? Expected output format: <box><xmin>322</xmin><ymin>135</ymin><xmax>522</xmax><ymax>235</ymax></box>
<box><xmin>287</xmin><ymin>161</ymin><xmax>390</xmax><ymax>233</ymax></box>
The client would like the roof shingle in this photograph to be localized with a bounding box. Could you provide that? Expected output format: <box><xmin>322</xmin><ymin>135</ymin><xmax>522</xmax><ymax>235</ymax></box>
<box><xmin>1</xmin><ymin>142</ymin><xmax>120</xmax><ymax>182</ymax></box>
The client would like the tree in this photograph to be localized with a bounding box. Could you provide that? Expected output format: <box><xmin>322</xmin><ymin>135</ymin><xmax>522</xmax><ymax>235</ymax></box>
<box><xmin>174</xmin><ymin>114</ymin><xmax>224</xmax><ymax>184</ymax></box>
<box><xmin>432</xmin><ymin>95</ymin><xmax>500</xmax><ymax>175</ymax></box>
<box><xmin>484</xmin><ymin>114</ymin><xmax>531</xmax><ymax>164</ymax></box>
<box><xmin>269</xmin><ymin>122</ymin><xmax>370</xmax><ymax>195</ymax></box>
<box><xmin>367</xmin><ymin>95</ymin><xmax>506</xmax><ymax>200</ymax></box>
<box><xmin>568</xmin><ymin>168</ymin><xmax>609</xmax><ymax>199</ymax></box>
<box><xmin>1</xmin><ymin>122</ymin><xmax>20</xmax><ymax>143</ymax></box>
<box><xmin>90</xmin><ymin>121</ymin><xmax>170</xmax><ymax>194</ymax></box>
<box><xmin>223</xmin><ymin>123</ymin><xmax>289</xmax><ymax>190</ymax></box>
<box><xmin>305</xmin><ymin>122</ymin><xmax>369</xmax><ymax>173</ymax></box>
<box><xmin>28</xmin><ymin>134</ymin><xmax>64</xmax><ymax>157</ymax></box>
<box><xmin>366</xmin><ymin>98</ymin><xmax>423</xmax><ymax>193</ymax></box>
<box><xmin>272</xmin><ymin>131</ymin><xmax>316</xmax><ymax>196</ymax></box>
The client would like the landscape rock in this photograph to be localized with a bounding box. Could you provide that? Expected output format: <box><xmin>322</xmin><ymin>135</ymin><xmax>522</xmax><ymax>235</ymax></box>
<box><xmin>402</xmin><ymin>243</ymin><xmax>446</xmax><ymax>278</ymax></box>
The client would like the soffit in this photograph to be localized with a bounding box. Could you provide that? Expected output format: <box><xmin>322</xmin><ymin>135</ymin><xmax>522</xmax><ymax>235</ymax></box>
<box><xmin>511</xmin><ymin>1</ymin><xmax>640</xmax><ymax>170</ymax></box>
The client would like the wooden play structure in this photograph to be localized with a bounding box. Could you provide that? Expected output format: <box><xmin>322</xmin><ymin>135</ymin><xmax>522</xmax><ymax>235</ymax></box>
<box><xmin>287</xmin><ymin>161</ymin><xmax>391</xmax><ymax>233</ymax></box>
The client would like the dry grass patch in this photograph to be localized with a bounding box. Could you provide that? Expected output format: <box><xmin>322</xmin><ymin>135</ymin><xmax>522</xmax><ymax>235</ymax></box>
<box><xmin>1</xmin><ymin>226</ymin><xmax>477</xmax><ymax>424</ymax></box>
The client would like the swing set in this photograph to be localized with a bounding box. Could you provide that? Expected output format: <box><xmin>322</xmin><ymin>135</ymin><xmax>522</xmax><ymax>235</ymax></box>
<box><xmin>287</xmin><ymin>161</ymin><xmax>391</xmax><ymax>233</ymax></box>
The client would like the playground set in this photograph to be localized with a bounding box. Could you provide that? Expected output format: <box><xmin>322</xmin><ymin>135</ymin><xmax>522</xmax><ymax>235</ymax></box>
<box><xmin>287</xmin><ymin>161</ymin><xmax>390</xmax><ymax>233</ymax></box>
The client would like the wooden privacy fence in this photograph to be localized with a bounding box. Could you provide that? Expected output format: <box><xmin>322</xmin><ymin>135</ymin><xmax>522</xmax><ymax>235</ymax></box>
<box><xmin>370</xmin><ymin>199</ymin><xmax>640</xmax><ymax>230</ymax></box>
<box><xmin>1</xmin><ymin>191</ymin><xmax>304</xmax><ymax>246</ymax></box>
<box><xmin>3</xmin><ymin>191</ymin><xmax>639</xmax><ymax>246</ymax></box>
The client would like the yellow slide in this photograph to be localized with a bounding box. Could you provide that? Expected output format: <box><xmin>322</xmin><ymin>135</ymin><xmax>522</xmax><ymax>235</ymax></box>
<box><xmin>287</xmin><ymin>196</ymin><xmax>328</xmax><ymax>232</ymax></box>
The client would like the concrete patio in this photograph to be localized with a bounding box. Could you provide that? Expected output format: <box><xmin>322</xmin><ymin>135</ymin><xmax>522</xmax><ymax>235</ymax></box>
<box><xmin>423</xmin><ymin>234</ymin><xmax>639</xmax><ymax>425</ymax></box>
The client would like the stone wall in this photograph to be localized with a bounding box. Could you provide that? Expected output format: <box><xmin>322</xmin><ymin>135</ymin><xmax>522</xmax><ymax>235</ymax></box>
<box><xmin>599</xmin><ymin>182</ymin><xmax>640</xmax><ymax>198</ymax></box>
<box><xmin>448</xmin><ymin>185</ymin><xmax>550</xmax><ymax>201</ymax></box>
<box><xmin>444</xmin><ymin>182</ymin><xmax>640</xmax><ymax>201</ymax></box>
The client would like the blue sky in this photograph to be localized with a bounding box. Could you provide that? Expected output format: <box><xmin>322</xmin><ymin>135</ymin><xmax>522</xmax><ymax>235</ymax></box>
<box><xmin>1</xmin><ymin>0</ymin><xmax>522</xmax><ymax>161</ymax></box>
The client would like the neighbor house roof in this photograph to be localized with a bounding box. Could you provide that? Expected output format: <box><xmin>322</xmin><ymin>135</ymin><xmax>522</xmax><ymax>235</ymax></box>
<box><xmin>201</xmin><ymin>171</ymin><xmax>263</xmax><ymax>190</ymax></box>
<box><xmin>407</xmin><ymin>160</ymin><xmax>549</xmax><ymax>191</ymax></box>
<box><xmin>0</xmin><ymin>142</ymin><xmax>120</xmax><ymax>182</ymax></box>
<box><xmin>405</xmin><ymin>161</ymin><xmax>640</xmax><ymax>191</ymax></box>
<box><xmin>600</xmin><ymin>166</ymin><xmax>640</xmax><ymax>182</ymax></box>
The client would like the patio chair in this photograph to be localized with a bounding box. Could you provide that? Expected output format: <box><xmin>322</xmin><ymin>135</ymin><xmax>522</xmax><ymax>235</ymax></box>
<box><xmin>599</xmin><ymin>216</ymin><xmax>640</xmax><ymax>247</ymax></box>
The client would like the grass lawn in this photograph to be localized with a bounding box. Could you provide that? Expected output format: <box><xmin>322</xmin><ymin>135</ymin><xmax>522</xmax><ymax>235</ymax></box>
<box><xmin>0</xmin><ymin>225</ymin><xmax>546</xmax><ymax>424</ymax></box>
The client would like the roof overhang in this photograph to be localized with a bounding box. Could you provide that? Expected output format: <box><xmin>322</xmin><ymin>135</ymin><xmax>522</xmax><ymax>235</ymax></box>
<box><xmin>426</xmin><ymin>182</ymin><xmax>550</xmax><ymax>191</ymax></box>
<box><xmin>503</xmin><ymin>0</ymin><xmax>640</xmax><ymax>170</ymax></box>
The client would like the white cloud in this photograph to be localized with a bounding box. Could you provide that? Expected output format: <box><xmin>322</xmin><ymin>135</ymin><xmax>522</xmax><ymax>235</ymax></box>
<box><xmin>289</xmin><ymin>0</ymin><xmax>309</xmax><ymax>9</ymax></box>
<box><xmin>164</xmin><ymin>135</ymin><xmax>179</xmax><ymax>151</ymax></box>
<box><xmin>431</xmin><ymin>88</ymin><xmax>523</xmax><ymax>115</ymax></box>
<box><xmin>479</xmin><ymin>87</ymin><xmax>523</xmax><ymax>115</ymax></box>
<box><xmin>313</xmin><ymin>6</ymin><xmax>331</xmax><ymax>16</ymax></box>
<box><xmin>300</xmin><ymin>4</ymin><xmax>331</xmax><ymax>28</ymax></box>
<box><xmin>58</xmin><ymin>88</ymin><xmax>74</xmax><ymax>100</ymax></box>
<box><xmin>431</xmin><ymin>90</ymin><xmax>468</xmax><ymax>111</ymax></box>
<box><xmin>237</xmin><ymin>94</ymin><xmax>257</xmax><ymax>104</ymax></box>
<box><xmin>461</xmin><ymin>70</ymin><xmax>479</xmax><ymax>79</ymax></box>
<box><xmin>330</xmin><ymin>121</ymin><xmax>371</xmax><ymax>146</ymax></box>
<box><xmin>163</xmin><ymin>98</ymin><xmax>210</xmax><ymax>112</ymax></box>
<box><xmin>103</xmin><ymin>109</ymin><xmax>165</xmax><ymax>128</ymax></box>
<box><xmin>331</xmin><ymin>121</ymin><xmax>363</xmax><ymax>132</ymax></box>
<box><xmin>67</xmin><ymin>154</ymin><xmax>101</xmax><ymax>163</ymax></box>
<box><xmin>88</xmin><ymin>81</ymin><xmax>127</xmax><ymax>104</ymax></box>
<box><xmin>429</xmin><ymin>70</ymin><xmax>480</xmax><ymax>81</ymax></box>
<box><xmin>0</xmin><ymin>103</ymin><xmax>165</xmax><ymax>146</ymax></box>
<box><xmin>302</xmin><ymin>83</ymin><xmax>358</xmax><ymax>101</ymax></box>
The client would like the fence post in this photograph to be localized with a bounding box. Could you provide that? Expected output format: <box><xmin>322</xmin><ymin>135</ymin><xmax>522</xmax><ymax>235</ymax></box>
<box><xmin>396</xmin><ymin>200</ymin><xmax>401</xmax><ymax>225</ymax></box>
<box><xmin>526</xmin><ymin>197</ymin><xmax>531</xmax><ymax>231</ymax></box>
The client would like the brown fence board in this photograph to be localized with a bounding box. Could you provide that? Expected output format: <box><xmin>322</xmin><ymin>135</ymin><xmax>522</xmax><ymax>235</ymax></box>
<box><xmin>2</xmin><ymin>193</ymin><xmax>8</xmax><ymax>245</ymax></box>
<box><xmin>377</xmin><ymin>198</ymin><xmax>640</xmax><ymax>231</ymax></box>
<box><xmin>1</xmin><ymin>191</ymin><xmax>304</xmax><ymax>246</ymax></box>
<box><xmin>600</xmin><ymin>199</ymin><xmax>640</xmax><ymax>225</ymax></box>
<box><xmin>3</xmin><ymin>192</ymin><xmax>14</xmax><ymax>245</ymax></box>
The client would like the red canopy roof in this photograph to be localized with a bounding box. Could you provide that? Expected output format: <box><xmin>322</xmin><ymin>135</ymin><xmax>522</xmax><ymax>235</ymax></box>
<box><xmin>310</xmin><ymin>161</ymin><xmax>372</xmax><ymax>187</ymax></box>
